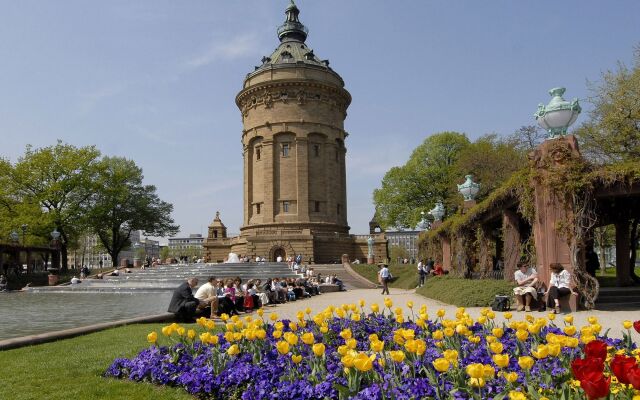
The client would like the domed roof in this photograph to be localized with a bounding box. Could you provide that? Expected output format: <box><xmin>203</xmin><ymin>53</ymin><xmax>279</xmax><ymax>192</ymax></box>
<box><xmin>248</xmin><ymin>1</ymin><xmax>336</xmax><ymax>79</ymax></box>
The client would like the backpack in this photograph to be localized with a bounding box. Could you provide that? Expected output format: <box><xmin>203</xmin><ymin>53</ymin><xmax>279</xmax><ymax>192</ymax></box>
<box><xmin>491</xmin><ymin>295</ymin><xmax>510</xmax><ymax>312</ymax></box>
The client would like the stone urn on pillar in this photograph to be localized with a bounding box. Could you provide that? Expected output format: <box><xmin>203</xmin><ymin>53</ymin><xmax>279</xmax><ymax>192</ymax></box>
<box><xmin>531</xmin><ymin>87</ymin><xmax>582</xmax><ymax>286</ymax></box>
<box><xmin>458</xmin><ymin>175</ymin><xmax>480</xmax><ymax>213</ymax></box>
<box><xmin>428</xmin><ymin>202</ymin><xmax>445</xmax><ymax>229</ymax></box>
<box><xmin>367</xmin><ymin>236</ymin><xmax>375</xmax><ymax>264</ymax></box>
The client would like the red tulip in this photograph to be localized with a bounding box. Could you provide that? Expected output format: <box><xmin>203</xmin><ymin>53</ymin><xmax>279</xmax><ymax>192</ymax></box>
<box><xmin>572</xmin><ymin>357</ymin><xmax>604</xmax><ymax>381</ymax></box>
<box><xmin>610</xmin><ymin>354</ymin><xmax>637</xmax><ymax>385</ymax></box>
<box><xmin>627</xmin><ymin>365</ymin><xmax>640</xmax><ymax>390</ymax></box>
<box><xmin>634</xmin><ymin>320</ymin><xmax>640</xmax><ymax>334</ymax></box>
<box><xmin>580</xmin><ymin>371</ymin><xmax>610</xmax><ymax>400</ymax></box>
<box><xmin>584</xmin><ymin>340</ymin><xmax>608</xmax><ymax>361</ymax></box>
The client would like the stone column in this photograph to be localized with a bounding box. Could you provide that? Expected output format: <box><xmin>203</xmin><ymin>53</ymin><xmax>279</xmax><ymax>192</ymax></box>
<box><xmin>295</xmin><ymin>135</ymin><xmax>309</xmax><ymax>222</ymax></box>
<box><xmin>262</xmin><ymin>139</ymin><xmax>275</xmax><ymax>223</ymax></box>
<box><xmin>442</xmin><ymin>235</ymin><xmax>451</xmax><ymax>270</ymax></box>
<box><xmin>502</xmin><ymin>210</ymin><xmax>521</xmax><ymax>282</ymax></box>
<box><xmin>615</xmin><ymin>221</ymin><xmax>632</xmax><ymax>286</ymax></box>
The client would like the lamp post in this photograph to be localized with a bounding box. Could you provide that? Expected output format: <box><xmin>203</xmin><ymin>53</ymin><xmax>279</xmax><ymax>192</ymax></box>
<box><xmin>20</xmin><ymin>224</ymin><xmax>28</xmax><ymax>246</ymax></box>
<box><xmin>48</xmin><ymin>229</ymin><xmax>61</xmax><ymax>285</ymax></box>
<box><xmin>534</xmin><ymin>87</ymin><xmax>581</xmax><ymax>139</ymax></box>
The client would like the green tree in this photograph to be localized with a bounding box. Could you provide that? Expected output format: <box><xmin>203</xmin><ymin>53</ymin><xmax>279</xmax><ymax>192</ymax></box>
<box><xmin>159</xmin><ymin>246</ymin><xmax>171</xmax><ymax>261</ymax></box>
<box><xmin>8</xmin><ymin>142</ymin><xmax>101</xmax><ymax>270</ymax></box>
<box><xmin>87</xmin><ymin>156</ymin><xmax>179</xmax><ymax>267</ymax></box>
<box><xmin>455</xmin><ymin>134</ymin><xmax>526</xmax><ymax>198</ymax></box>
<box><xmin>575</xmin><ymin>46</ymin><xmax>640</xmax><ymax>162</ymax></box>
<box><xmin>507</xmin><ymin>125</ymin><xmax>546</xmax><ymax>152</ymax></box>
<box><xmin>373</xmin><ymin>132</ymin><xmax>470</xmax><ymax>229</ymax></box>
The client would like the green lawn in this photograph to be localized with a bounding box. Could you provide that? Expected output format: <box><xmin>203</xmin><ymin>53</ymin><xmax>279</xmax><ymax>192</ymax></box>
<box><xmin>596</xmin><ymin>266</ymin><xmax>640</xmax><ymax>287</ymax></box>
<box><xmin>0</xmin><ymin>323</ymin><xmax>197</xmax><ymax>400</ymax></box>
<box><xmin>416</xmin><ymin>276</ymin><xmax>516</xmax><ymax>307</ymax></box>
<box><xmin>350</xmin><ymin>263</ymin><xmax>420</xmax><ymax>289</ymax></box>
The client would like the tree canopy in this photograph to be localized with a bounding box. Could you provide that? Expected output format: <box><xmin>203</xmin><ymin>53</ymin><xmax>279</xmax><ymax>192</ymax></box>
<box><xmin>576</xmin><ymin>46</ymin><xmax>640</xmax><ymax>162</ymax></box>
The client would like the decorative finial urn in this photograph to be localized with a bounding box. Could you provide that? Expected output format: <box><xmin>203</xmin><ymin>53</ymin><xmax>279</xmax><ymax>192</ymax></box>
<box><xmin>457</xmin><ymin>175</ymin><xmax>480</xmax><ymax>201</ymax></box>
<box><xmin>428</xmin><ymin>202</ymin><xmax>445</xmax><ymax>222</ymax></box>
<box><xmin>534</xmin><ymin>87</ymin><xmax>581</xmax><ymax>139</ymax></box>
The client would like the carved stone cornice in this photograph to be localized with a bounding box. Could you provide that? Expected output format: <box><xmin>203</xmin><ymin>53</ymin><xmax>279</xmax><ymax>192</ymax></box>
<box><xmin>236</xmin><ymin>80</ymin><xmax>351</xmax><ymax>117</ymax></box>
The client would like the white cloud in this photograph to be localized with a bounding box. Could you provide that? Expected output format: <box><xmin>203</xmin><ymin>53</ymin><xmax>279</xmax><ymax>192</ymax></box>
<box><xmin>183</xmin><ymin>34</ymin><xmax>261</xmax><ymax>69</ymax></box>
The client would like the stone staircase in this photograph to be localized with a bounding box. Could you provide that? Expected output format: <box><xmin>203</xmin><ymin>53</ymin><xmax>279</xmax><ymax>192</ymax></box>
<box><xmin>594</xmin><ymin>286</ymin><xmax>640</xmax><ymax>310</ymax></box>
<box><xmin>308</xmin><ymin>264</ymin><xmax>376</xmax><ymax>290</ymax></box>
<box><xmin>27</xmin><ymin>262</ymin><xmax>301</xmax><ymax>293</ymax></box>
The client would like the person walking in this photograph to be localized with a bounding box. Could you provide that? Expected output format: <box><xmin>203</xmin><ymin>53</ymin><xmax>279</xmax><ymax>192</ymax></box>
<box><xmin>417</xmin><ymin>259</ymin><xmax>426</xmax><ymax>287</ymax></box>
<box><xmin>378</xmin><ymin>263</ymin><xmax>390</xmax><ymax>295</ymax></box>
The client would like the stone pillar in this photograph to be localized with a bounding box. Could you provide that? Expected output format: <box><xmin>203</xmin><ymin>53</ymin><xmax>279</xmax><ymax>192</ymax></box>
<box><xmin>462</xmin><ymin>200</ymin><xmax>476</xmax><ymax>214</ymax></box>
<box><xmin>502</xmin><ymin>210</ymin><xmax>521</xmax><ymax>282</ymax></box>
<box><xmin>262</xmin><ymin>139</ymin><xmax>275</xmax><ymax>222</ymax></box>
<box><xmin>530</xmin><ymin>136</ymin><xmax>579</xmax><ymax>285</ymax></box>
<box><xmin>295</xmin><ymin>136</ymin><xmax>309</xmax><ymax>222</ymax></box>
<box><xmin>615</xmin><ymin>221</ymin><xmax>632</xmax><ymax>286</ymax></box>
<box><xmin>442</xmin><ymin>236</ymin><xmax>451</xmax><ymax>270</ymax></box>
<box><xmin>477</xmin><ymin>225</ymin><xmax>492</xmax><ymax>275</ymax></box>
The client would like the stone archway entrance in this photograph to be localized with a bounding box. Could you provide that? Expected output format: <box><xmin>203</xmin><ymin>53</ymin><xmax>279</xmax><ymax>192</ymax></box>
<box><xmin>272</xmin><ymin>247</ymin><xmax>286</xmax><ymax>262</ymax></box>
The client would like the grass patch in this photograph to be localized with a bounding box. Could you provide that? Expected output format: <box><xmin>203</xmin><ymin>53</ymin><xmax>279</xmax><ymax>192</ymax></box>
<box><xmin>417</xmin><ymin>276</ymin><xmax>516</xmax><ymax>307</ymax></box>
<box><xmin>596</xmin><ymin>266</ymin><xmax>640</xmax><ymax>287</ymax></box>
<box><xmin>0</xmin><ymin>323</ymin><xmax>197</xmax><ymax>400</ymax></box>
<box><xmin>350</xmin><ymin>263</ymin><xmax>420</xmax><ymax>290</ymax></box>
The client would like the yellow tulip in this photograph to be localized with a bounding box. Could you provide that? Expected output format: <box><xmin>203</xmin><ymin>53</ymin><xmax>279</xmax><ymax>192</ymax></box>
<box><xmin>547</xmin><ymin>343</ymin><xmax>561</xmax><ymax>357</ymax></box>
<box><xmin>437</xmin><ymin>309</ymin><xmax>445</xmax><ymax>318</ymax></box>
<box><xmin>206</xmin><ymin>320</ymin><xmax>215</xmax><ymax>330</ymax></box>
<box><xmin>468</xmin><ymin>377</ymin><xmax>486</xmax><ymax>388</ymax></box>
<box><xmin>370</xmin><ymin>340</ymin><xmax>384</xmax><ymax>352</ymax></box>
<box><xmin>220</xmin><ymin>313</ymin><xmax>229</xmax><ymax>321</ymax></box>
<box><xmin>272</xmin><ymin>330</ymin><xmax>282</xmax><ymax>339</ymax></box>
<box><xmin>532</xmin><ymin>345</ymin><xmax>549</xmax><ymax>359</ymax></box>
<box><xmin>528</xmin><ymin>324</ymin><xmax>542</xmax><ymax>335</ymax></box>
<box><xmin>337</xmin><ymin>345</ymin><xmax>349</xmax><ymax>356</ymax></box>
<box><xmin>352</xmin><ymin>313</ymin><xmax>361</xmax><ymax>322</ymax></box>
<box><xmin>518</xmin><ymin>356</ymin><xmax>534</xmax><ymax>370</ymax></box>
<box><xmin>478</xmin><ymin>316</ymin><xmax>487</xmax><ymax>324</ymax></box>
<box><xmin>516</xmin><ymin>330</ymin><xmax>529</xmax><ymax>342</ymax></box>
<box><xmin>224</xmin><ymin>331</ymin><xmax>234</xmax><ymax>342</ymax></box>
<box><xmin>432</xmin><ymin>358</ymin><xmax>450</xmax><ymax>373</ymax></box>
<box><xmin>187</xmin><ymin>329</ymin><xmax>196</xmax><ymax>340</ymax></box>
<box><xmin>341</xmin><ymin>354</ymin><xmax>355</xmax><ymax>368</ymax></box>
<box><xmin>406</xmin><ymin>301</ymin><xmax>414</xmax><ymax>309</ymax></box>
<box><xmin>581</xmin><ymin>335</ymin><xmax>596</xmax><ymax>344</ymax></box>
<box><xmin>371</xmin><ymin>303</ymin><xmax>379</xmax><ymax>313</ymax></box>
<box><xmin>493</xmin><ymin>354</ymin><xmax>510</xmax><ymax>368</ymax></box>
<box><xmin>469</xmin><ymin>336</ymin><xmax>481</xmax><ymax>344</ymax></box>
<box><xmin>301</xmin><ymin>332</ymin><xmax>315</xmax><ymax>345</ymax></box>
<box><xmin>390</xmin><ymin>350</ymin><xmax>406</xmax><ymax>363</ymax></box>
<box><xmin>432</xmin><ymin>330</ymin><xmax>444</xmax><ymax>340</ymax></box>
<box><xmin>291</xmin><ymin>354</ymin><xmax>302</xmax><ymax>364</ymax></box>
<box><xmin>147</xmin><ymin>331</ymin><xmax>158</xmax><ymax>344</ymax></box>
<box><xmin>444</xmin><ymin>328</ymin><xmax>455</xmax><ymax>337</ymax></box>
<box><xmin>587</xmin><ymin>316</ymin><xmax>598</xmax><ymax>325</ymax></box>
<box><xmin>592</xmin><ymin>323</ymin><xmax>602</xmax><ymax>334</ymax></box>
<box><xmin>564</xmin><ymin>315</ymin><xmax>574</xmax><ymax>324</ymax></box>
<box><xmin>320</xmin><ymin>325</ymin><xmax>328</xmax><ymax>334</ymax></box>
<box><xmin>312</xmin><ymin>343</ymin><xmax>325</xmax><ymax>357</ymax></box>
<box><xmin>547</xmin><ymin>313</ymin><xmax>556</xmax><ymax>321</ymax></box>
<box><xmin>525</xmin><ymin>314</ymin><xmax>534</xmax><ymax>323</ymax></box>
<box><xmin>177</xmin><ymin>327</ymin><xmax>186</xmax><ymax>336</ymax></box>
<box><xmin>483</xmin><ymin>364</ymin><xmax>495</xmax><ymax>379</ymax></box>
<box><xmin>256</xmin><ymin>329</ymin><xmax>266</xmax><ymax>340</ymax></box>
<box><xmin>358</xmin><ymin>299</ymin><xmax>365</xmax><ymax>307</ymax></box>
<box><xmin>335</xmin><ymin>308</ymin><xmax>345</xmax><ymax>318</ymax></box>
<box><xmin>504</xmin><ymin>372</ymin><xmax>519</xmax><ymax>383</ymax></box>
<box><xmin>276</xmin><ymin>341</ymin><xmax>290</xmax><ymax>355</ymax></box>
<box><xmin>486</xmin><ymin>335</ymin><xmax>497</xmax><ymax>344</ymax></box>
<box><xmin>227</xmin><ymin>344</ymin><xmax>240</xmax><ymax>356</ymax></box>
<box><xmin>209</xmin><ymin>334</ymin><xmax>219</xmax><ymax>345</ymax></box>
<box><xmin>623</xmin><ymin>320</ymin><xmax>633</xmax><ymax>330</ymax></box>
<box><xmin>384</xmin><ymin>298</ymin><xmax>393</xmax><ymax>308</ymax></box>
<box><xmin>466</xmin><ymin>363</ymin><xmax>484</xmax><ymax>379</ymax></box>
<box><xmin>270</xmin><ymin>313</ymin><xmax>278</xmax><ymax>321</ymax></box>
<box><xmin>565</xmin><ymin>337</ymin><xmax>579</xmax><ymax>348</ymax></box>
<box><xmin>489</xmin><ymin>342</ymin><xmax>504</xmax><ymax>354</ymax></box>
<box><xmin>257</xmin><ymin>308</ymin><xmax>264</xmax><ymax>317</ymax></box>
<box><xmin>508</xmin><ymin>391</ymin><xmax>526</xmax><ymax>400</ymax></box>
<box><xmin>340</xmin><ymin>329</ymin><xmax>352</xmax><ymax>340</ymax></box>
<box><xmin>503</xmin><ymin>312</ymin><xmax>513</xmax><ymax>320</ymax></box>
<box><xmin>492</xmin><ymin>328</ymin><xmax>504</xmax><ymax>338</ymax></box>
<box><xmin>563</xmin><ymin>326</ymin><xmax>577</xmax><ymax>336</ymax></box>
<box><xmin>346</xmin><ymin>338</ymin><xmax>357</xmax><ymax>349</ymax></box>
<box><xmin>353</xmin><ymin>353</ymin><xmax>374</xmax><ymax>372</ymax></box>
<box><xmin>289</xmin><ymin>322</ymin><xmax>298</xmax><ymax>331</ymax></box>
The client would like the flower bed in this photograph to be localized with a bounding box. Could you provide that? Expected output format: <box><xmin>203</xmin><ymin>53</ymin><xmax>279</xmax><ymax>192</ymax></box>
<box><xmin>106</xmin><ymin>301</ymin><xmax>640</xmax><ymax>399</ymax></box>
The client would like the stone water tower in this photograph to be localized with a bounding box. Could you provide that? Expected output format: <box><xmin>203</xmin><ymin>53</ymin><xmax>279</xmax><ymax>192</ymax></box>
<box><xmin>234</xmin><ymin>1</ymin><xmax>352</xmax><ymax>262</ymax></box>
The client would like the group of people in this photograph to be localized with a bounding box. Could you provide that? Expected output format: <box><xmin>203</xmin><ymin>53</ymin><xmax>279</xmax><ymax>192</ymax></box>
<box><xmin>513</xmin><ymin>262</ymin><xmax>574</xmax><ymax>314</ymax></box>
<box><xmin>168</xmin><ymin>275</ymin><xmax>325</xmax><ymax>322</ymax></box>
<box><xmin>416</xmin><ymin>258</ymin><xmax>445</xmax><ymax>287</ymax></box>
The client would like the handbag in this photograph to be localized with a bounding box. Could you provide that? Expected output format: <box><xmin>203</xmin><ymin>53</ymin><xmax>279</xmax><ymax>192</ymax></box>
<box><xmin>491</xmin><ymin>295</ymin><xmax>510</xmax><ymax>312</ymax></box>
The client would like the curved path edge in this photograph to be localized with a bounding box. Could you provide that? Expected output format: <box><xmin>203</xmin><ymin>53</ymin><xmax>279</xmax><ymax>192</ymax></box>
<box><xmin>0</xmin><ymin>313</ymin><xmax>174</xmax><ymax>351</ymax></box>
<box><xmin>342</xmin><ymin>262</ymin><xmax>379</xmax><ymax>289</ymax></box>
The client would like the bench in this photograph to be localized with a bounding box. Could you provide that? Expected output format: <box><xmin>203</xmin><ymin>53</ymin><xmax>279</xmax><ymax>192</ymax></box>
<box><xmin>318</xmin><ymin>284</ymin><xmax>341</xmax><ymax>293</ymax></box>
<box><xmin>558</xmin><ymin>292</ymin><xmax>580</xmax><ymax>313</ymax></box>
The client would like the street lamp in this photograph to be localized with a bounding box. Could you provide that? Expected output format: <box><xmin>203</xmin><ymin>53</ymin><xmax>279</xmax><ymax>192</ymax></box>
<box><xmin>428</xmin><ymin>202</ymin><xmax>445</xmax><ymax>222</ymax></box>
<box><xmin>457</xmin><ymin>175</ymin><xmax>480</xmax><ymax>201</ymax></box>
<box><xmin>534</xmin><ymin>87</ymin><xmax>581</xmax><ymax>139</ymax></box>
<box><xmin>21</xmin><ymin>224</ymin><xmax>27</xmax><ymax>246</ymax></box>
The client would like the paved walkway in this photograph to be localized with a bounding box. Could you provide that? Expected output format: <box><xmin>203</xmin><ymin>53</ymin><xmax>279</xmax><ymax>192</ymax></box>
<box><xmin>260</xmin><ymin>288</ymin><xmax>638</xmax><ymax>339</ymax></box>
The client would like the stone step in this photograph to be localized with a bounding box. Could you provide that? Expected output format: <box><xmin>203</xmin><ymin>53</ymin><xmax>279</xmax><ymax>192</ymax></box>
<box><xmin>594</xmin><ymin>302</ymin><xmax>640</xmax><ymax>310</ymax></box>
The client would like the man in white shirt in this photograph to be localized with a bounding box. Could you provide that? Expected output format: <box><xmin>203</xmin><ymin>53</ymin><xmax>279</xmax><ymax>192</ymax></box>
<box><xmin>276</xmin><ymin>255</ymin><xmax>283</xmax><ymax>263</ymax></box>
<box><xmin>378</xmin><ymin>263</ymin><xmax>390</xmax><ymax>295</ymax></box>
<box><xmin>195</xmin><ymin>276</ymin><xmax>219</xmax><ymax>318</ymax></box>
<box><xmin>513</xmin><ymin>263</ymin><xmax>539</xmax><ymax>312</ymax></box>
<box><xmin>417</xmin><ymin>259</ymin><xmax>427</xmax><ymax>288</ymax></box>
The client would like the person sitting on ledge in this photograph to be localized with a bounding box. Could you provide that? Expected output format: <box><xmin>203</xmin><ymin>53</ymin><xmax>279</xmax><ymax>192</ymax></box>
<box><xmin>513</xmin><ymin>263</ymin><xmax>539</xmax><ymax>312</ymax></box>
<box><xmin>109</xmin><ymin>269</ymin><xmax>120</xmax><ymax>277</ymax></box>
<box><xmin>546</xmin><ymin>263</ymin><xmax>573</xmax><ymax>314</ymax></box>
<box><xmin>0</xmin><ymin>274</ymin><xmax>7</xmax><ymax>292</ymax></box>
<box><xmin>168</xmin><ymin>278</ymin><xmax>201</xmax><ymax>322</ymax></box>
<box><xmin>70</xmin><ymin>276</ymin><xmax>82</xmax><ymax>284</ymax></box>
<box><xmin>195</xmin><ymin>276</ymin><xmax>219</xmax><ymax>318</ymax></box>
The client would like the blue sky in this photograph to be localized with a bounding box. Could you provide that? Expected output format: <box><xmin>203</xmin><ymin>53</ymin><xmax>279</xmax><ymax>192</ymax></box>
<box><xmin>1</xmin><ymin>1</ymin><xmax>638</xmax><ymax>241</ymax></box>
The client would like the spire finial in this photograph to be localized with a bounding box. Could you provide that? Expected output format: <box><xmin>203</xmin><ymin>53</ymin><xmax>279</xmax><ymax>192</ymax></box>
<box><xmin>277</xmin><ymin>0</ymin><xmax>308</xmax><ymax>42</ymax></box>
